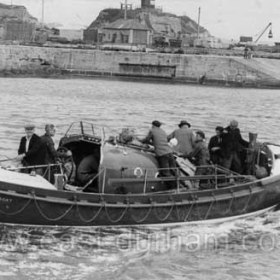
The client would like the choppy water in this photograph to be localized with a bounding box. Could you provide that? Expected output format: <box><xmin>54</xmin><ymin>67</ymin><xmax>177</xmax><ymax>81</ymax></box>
<box><xmin>1</xmin><ymin>77</ymin><xmax>280</xmax><ymax>279</ymax></box>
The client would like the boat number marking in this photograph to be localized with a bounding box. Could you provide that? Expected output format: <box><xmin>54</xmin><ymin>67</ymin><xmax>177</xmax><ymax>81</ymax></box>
<box><xmin>0</xmin><ymin>197</ymin><xmax>13</xmax><ymax>204</ymax></box>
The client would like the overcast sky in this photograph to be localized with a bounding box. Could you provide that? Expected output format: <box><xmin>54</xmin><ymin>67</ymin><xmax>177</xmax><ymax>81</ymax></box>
<box><xmin>2</xmin><ymin>0</ymin><xmax>279</xmax><ymax>43</ymax></box>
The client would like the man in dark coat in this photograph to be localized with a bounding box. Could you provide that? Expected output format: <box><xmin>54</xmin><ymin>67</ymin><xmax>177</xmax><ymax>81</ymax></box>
<box><xmin>17</xmin><ymin>124</ymin><xmax>46</xmax><ymax>173</ymax></box>
<box><xmin>41</xmin><ymin>124</ymin><xmax>58</xmax><ymax>164</ymax></box>
<box><xmin>221</xmin><ymin>120</ymin><xmax>249</xmax><ymax>174</ymax></box>
<box><xmin>208</xmin><ymin>126</ymin><xmax>224</xmax><ymax>165</ymax></box>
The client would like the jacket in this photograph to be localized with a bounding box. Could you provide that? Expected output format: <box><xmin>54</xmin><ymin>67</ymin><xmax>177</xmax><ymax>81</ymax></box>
<box><xmin>142</xmin><ymin>127</ymin><xmax>172</xmax><ymax>157</ymax></box>
<box><xmin>41</xmin><ymin>134</ymin><xmax>58</xmax><ymax>164</ymax></box>
<box><xmin>18</xmin><ymin>133</ymin><xmax>46</xmax><ymax>166</ymax></box>
<box><xmin>168</xmin><ymin>127</ymin><xmax>195</xmax><ymax>155</ymax></box>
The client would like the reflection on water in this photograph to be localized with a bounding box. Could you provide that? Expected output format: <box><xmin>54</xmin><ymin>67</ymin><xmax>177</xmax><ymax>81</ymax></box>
<box><xmin>1</xmin><ymin>77</ymin><xmax>280</xmax><ymax>279</ymax></box>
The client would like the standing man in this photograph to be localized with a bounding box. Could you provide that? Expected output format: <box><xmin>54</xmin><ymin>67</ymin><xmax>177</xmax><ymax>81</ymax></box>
<box><xmin>17</xmin><ymin>124</ymin><xmax>45</xmax><ymax>174</ymax></box>
<box><xmin>187</xmin><ymin>130</ymin><xmax>209</xmax><ymax>167</ymax></box>
<box><xmin>221</xmin><ymin>120</ymin><xmax>249</xmax><ymax>174</ymax></box>
<box><xmin>208</xmin><ymin>126</ymin><xmax>224</xmax><ymax>165</ymax></box>
<box><xmin>41</xmin><ymin>124</ymin><xmax>58</xmax><ymax>164</ymax></box>
<box><xmin>140</xmin><ymin>120</ymin><xmax>177</xmax><ymax>188</ymax></box>
<box><xmin>168</xmin><ymin>120</ymin><xmax>195</xmax><ymax>156</ymax></box>
<box><xmin>186</xmin><ymin>130</ymin><xmax>210</xmax><ymax>189</ymax></box>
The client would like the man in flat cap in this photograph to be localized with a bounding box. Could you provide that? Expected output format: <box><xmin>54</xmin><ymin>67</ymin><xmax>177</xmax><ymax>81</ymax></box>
<box><xmin>17</xmin><ymin>124</ymin><xmax>46</xmax><ymax>174</ymax></box>
<box><xmin>168</xmin><ymin>120</ymin><xmax>195</xmax><ymax>156</ymax></box>
<box><xmin>140</xmin><ymin>120</ymin><xmax>176</xmax><ymax>189</ymax></box>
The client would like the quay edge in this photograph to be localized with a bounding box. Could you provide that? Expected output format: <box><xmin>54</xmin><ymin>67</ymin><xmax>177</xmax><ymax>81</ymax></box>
<box><xmin>1</xmin><ymin>45</ymin><xmax>280</xmax><ymax>89</ymax></box>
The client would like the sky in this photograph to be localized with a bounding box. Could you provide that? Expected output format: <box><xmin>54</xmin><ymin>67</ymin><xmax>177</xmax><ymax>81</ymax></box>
<box><xmin>1</xmin><ymin>0</ymin><xmax>279</xmax><ymax>43</ymax></box>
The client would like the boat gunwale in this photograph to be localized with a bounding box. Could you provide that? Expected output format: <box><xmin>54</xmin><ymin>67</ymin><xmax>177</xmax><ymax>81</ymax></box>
<box><xmin>0</xmin><ymin>176</ymin><xmax>272</xmax><ymax>208</ymax></box>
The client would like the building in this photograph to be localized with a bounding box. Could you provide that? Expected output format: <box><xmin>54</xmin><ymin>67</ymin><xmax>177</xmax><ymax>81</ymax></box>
<box><xmin>0</xmin><ymin>19</ymin><xmax>35</xmax><ymax>42</ymax></box>
<box><xmin>141</xmin><ymin>0</ymin><xmax>155</xmax><ymax>9</ymax></box>
<box><xmin>101</xmin><ymin>19</ymin><xmax>151</xmax><ymax>46</ymax></box>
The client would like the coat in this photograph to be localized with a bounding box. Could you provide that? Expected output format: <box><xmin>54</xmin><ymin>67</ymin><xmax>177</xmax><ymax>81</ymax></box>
<box><xmin>18</xmin><ymin>134</ymin><xmax>46</xmax><ymax>166</ymax></box>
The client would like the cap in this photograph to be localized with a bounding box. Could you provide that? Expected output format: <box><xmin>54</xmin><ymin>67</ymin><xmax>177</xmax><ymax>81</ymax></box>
<box><xmin>152</xmin><ymin>120</ymin><xmax>162</xmax><ymax>127</ymax></box>
<box><xmin>215</xmin><ymin>126</ymin><xmax>224</xmax><ymax>133</ymax></box>
<box><xmin>196</xmin><ymin>130</ymin><xmax>205</xmax><ymax>139</ymax></box>
<box><xmin>178</xmin><ymin>120</ymin><xmax>191</xmax><ymax>128</ymax></box>
<box><xmin>230</xmin><ymin>120</ymin><xmax>238</xmax><ymax>128</ymax></box>
<box><xmin>24</xmin><ymin>123</ymin><xmax>35</xmax><ymax>130</ymax></box>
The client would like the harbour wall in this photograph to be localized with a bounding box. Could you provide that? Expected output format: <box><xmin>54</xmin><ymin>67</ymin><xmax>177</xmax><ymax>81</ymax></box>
<box><xmin>0</xmin><ymin>45</ymin><xmax>280</xmax><ymax>88</ymax></box>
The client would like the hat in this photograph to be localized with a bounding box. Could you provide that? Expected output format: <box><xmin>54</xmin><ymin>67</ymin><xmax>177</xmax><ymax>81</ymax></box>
<box><xmin>196</xmin><ymin>130</ymin><xmax>205</xmax><ymax>139</ymax></box>
<box><xmin>178</xmin><ymin>120</ymin><xmax>191</xmax><ymax>128</ymax></box>
<box><xmin>229</xmin><ymin>120</ymin><xmax>238</xmax><ymax>128</ymax></box>
<box><xmin>152</xmin><ymin>120</ymin><xmax>162</xmax><ymax>127</ymax></box>
<box><xmin>24</xmin><ymin>123</ymin><xmax>35</xmax><ymax>130</ymax></box>
<box><xmin>215</xmin><ymin>126</ymin><xmax>224</xmax><ymax>133</ymax></box>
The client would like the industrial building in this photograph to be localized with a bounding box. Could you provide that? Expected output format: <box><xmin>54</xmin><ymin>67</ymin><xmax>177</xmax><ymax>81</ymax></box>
<box><xmin>102</xmin><ymin>19</ymin><xmax>151</xmax><ymax>45</ymax></box>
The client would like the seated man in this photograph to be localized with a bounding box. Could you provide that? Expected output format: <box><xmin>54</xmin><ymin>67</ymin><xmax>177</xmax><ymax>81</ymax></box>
<box><xmin>76</xmin><ymin>154</ymin><xmax>99</xmax><ymax>191</ymax></box>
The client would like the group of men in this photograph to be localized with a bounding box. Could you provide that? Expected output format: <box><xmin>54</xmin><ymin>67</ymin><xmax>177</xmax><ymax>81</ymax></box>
<box><xmin>16</xmin><ymin>123</ymin><xmax>63</xmax><ymax>175</ymax></box>
<box><xmin>140</xmin><ymin>119</ymin><xmax>249</xmax><ymax>188</ymax></box>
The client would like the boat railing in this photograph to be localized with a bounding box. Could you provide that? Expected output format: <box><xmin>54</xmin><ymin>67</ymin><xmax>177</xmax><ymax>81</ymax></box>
<box><xmin>7</xmin><ymin>163</ymin><xmax>63</xmax><ymax>182</ymax></box>
<box><xmin>64</xmin><ymin>121</ymin><xmax>103</xmax><ymax>141</ymax></box>
<box><xmin>96</xmin><ymin>165</ymin><xmax>254</xmax><ymax>194</ymax></box>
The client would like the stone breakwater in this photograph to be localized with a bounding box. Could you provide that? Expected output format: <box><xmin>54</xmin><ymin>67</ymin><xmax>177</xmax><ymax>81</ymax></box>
<box><xmin>1</xmin><ymin>45</ymin><xmax>280</xmax><ymax>88</ymax></box>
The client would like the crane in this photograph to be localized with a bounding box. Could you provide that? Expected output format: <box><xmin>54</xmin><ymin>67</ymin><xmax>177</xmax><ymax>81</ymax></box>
<box><xmin>254</xmin><ymin>22</ymin><xmax>273</xmax><ymax>43</ymax></box>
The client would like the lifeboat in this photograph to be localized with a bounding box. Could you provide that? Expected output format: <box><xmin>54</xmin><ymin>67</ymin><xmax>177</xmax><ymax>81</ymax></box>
<box><xmin>0</xmin><ymin>121</ymin><xmax>279</xmax><ymax>227</ymax></box>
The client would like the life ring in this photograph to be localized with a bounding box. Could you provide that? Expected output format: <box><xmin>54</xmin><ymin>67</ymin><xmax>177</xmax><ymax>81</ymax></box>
<box><xmin>134</xmin><ymin>167</ymin><xmax>143</xmax><ymax>178</ymax></box>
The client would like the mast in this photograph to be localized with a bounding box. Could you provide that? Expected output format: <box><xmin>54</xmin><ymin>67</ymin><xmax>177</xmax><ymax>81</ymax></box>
<box><xmin>197</xmin><ymin>7</ymin><xmax>201</xmax><ymax>39</ymax></box>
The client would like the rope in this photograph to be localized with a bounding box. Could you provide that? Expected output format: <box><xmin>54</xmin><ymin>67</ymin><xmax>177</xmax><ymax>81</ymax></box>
<box><xmin>104</xmin><ymin>202</ymin><xmax>129</xmax><ymax>224</ymax></box>
<box><xmin>76</xmin><ymin>200</ymin><xmax>104</xmax><ymax>223</ymax></box>
<box><xmin>153</xmin><ymin>200</ymin><xmax>175</xmax><ymax>222</ymax></box>
<box><xmin>33</xmin><ymin>193</ymin><xmax>74</xmax><ymax>222</ymax></box>
<box><xmin>0</xmin><ymin>198</ymin><xmax>32</xmax><ymax>216</ymax></box>
<box><xmin>130</xmin><ymin>201</ymin><xmax>153</xmax><ymax>224</ymax></box>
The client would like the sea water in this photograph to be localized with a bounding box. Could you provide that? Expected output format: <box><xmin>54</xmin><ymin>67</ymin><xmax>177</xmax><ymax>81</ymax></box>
<box><xmin>0</xmin><ymin>77</ymin><xmax>280</xmax><ymax>279</ymax></box>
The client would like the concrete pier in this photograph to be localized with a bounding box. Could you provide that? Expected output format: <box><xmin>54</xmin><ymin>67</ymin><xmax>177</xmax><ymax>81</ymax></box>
<box><xmin>0</xmin><ymin>45</ymin><xmax>280</xmax><ymax>88</ymax></box>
